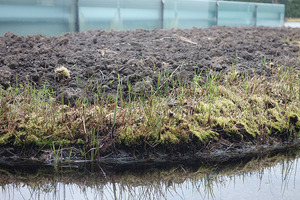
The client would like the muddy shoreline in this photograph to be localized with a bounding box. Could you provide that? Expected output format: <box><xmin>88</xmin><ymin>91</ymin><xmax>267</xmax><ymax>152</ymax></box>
<box><xmin>1</xmin><ymin>141</ymin><xmax>299</xmax><ymax>168</ymax></box>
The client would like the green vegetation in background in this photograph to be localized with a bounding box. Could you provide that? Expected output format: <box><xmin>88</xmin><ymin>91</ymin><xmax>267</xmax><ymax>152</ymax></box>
<box><xmin>226</xmin><ymin>0</ymin><xmax>300</xmax><ymax>18</ymax></box>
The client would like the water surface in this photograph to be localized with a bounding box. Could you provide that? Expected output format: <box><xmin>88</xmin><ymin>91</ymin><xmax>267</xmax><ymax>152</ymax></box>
<box><xmin>285</xmin><ymin>22</ymin><xmax>300</xmax><ymax>28</ymax></box>
<box><xmin>1</xmin><ymin>151</ymin><xmax>300</xmax><ymax>200</ymax></box>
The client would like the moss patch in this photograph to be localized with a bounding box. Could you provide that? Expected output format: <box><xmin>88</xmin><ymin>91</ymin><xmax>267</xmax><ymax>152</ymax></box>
<box><xmin>0</xmin><ymin>67</ymin><xmax>299</xmax><ymax>159</ymax></box>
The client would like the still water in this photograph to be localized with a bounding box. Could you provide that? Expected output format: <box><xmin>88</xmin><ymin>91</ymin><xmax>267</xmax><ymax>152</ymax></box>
<box><xmin>1</xmin><ymin>151</ymin><xmax>299</xmax><ymax>200</ymax></box>
<box><xmin>285</xmin><ymin>22</ymin><xmax>300</xmax><ymax>28</ymax></box>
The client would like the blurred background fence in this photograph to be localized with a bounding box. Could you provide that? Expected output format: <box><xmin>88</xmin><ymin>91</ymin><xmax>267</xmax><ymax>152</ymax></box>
<box><xmin>0</xmin><ymin>0</ymin><xmax>285</xmax><ymax>36</ymax></box>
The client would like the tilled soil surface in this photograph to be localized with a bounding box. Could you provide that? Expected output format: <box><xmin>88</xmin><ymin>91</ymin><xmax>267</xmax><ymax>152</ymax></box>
<box><xmin>1</xmin><ymin>26</ymin><xmax>300</xmax><ymax>166</ymax></box>
<box><xmin>1</xmin><ymin>26</ymin><xmax>300</xmax><ymax>103</ymax></box>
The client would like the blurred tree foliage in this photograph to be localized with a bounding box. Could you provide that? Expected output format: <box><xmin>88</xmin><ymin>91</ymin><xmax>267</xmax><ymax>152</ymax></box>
<box><xmin>226</xmin><ymin>0</ymin><xmax>300</xmax><ymax>18</ymax></box>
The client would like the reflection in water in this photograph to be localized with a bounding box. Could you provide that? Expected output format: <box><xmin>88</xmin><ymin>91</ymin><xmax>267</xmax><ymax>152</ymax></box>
<box><xmin>1</xmin><ymin>151</ymin><xmax>300</xmax><ymax>200</ymax></box>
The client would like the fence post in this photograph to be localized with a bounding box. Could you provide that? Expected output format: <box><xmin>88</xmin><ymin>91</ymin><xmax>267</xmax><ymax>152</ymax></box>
<box><xmin>216</xmin><ymin>1</ymin><xmax>219</xmax><ymax>26</ymax></box>
<box><xmin>160</xmin><ymin>0</ymin><xmax>164</xmax><ymax>29</ymax></box>
<box><xmin>255</xmin><ymin>4</ymin><xmax>258</xmax><ymax>27</ymax></box>
<box><xmin>75</xmin><ymin>0</ymin><xmax>79</xmax><ymax>32</ymax></box>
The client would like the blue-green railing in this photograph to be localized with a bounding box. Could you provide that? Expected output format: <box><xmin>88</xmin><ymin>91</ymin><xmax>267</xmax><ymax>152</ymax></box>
<box><xmin>0</xmin><ymin>0</ymin><xmax>285</xmax><ymax>36</ymax></box>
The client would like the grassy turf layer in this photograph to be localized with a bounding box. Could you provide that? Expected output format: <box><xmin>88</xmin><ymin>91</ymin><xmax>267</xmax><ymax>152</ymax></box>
<box><xmin>0</xmin><ymin>65</ymin><xmax>299</xmax><ymax>160</ymax></box>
